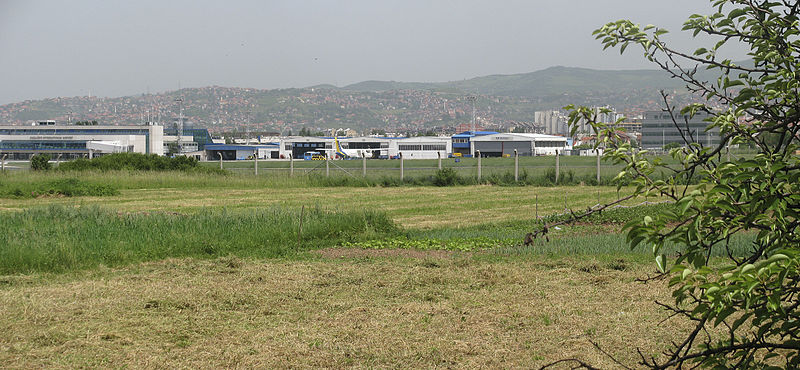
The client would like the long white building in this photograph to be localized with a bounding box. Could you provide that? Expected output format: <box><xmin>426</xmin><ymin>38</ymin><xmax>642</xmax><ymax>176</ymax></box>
<box><xmin>392</xmin><ymin>136</ymin><xmax>450</xmax><ymax>159</ymax></box>
<box><xmin>0</xmin><ymin>123</ymin><xmax>164</xmax><ymax>159</ymax></box>
<box><xmin>471</xmin><ymin>133</ymin><xmax>570</xmax><ymax>156</ymax></box>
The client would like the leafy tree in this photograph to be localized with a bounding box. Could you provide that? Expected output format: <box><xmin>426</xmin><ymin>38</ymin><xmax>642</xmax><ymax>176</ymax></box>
<box><xmin>30</xmin><ymin>154</ymin><xmax>52</xmax><ymax>171</ymax></box>
<box><xmin>538</xmin><ymin>1</ymin><xmax>800</xmax><ymax>367</ymax></box>
<box><xmin>166</xmin><ymin>142</ymin><xmax>179</xmax><ymax>155</ymax></box>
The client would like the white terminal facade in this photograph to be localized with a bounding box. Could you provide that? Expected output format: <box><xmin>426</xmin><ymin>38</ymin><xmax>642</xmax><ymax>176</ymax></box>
<box><xmin>0</xmin><ymin>122</ymin><xmax>164</xmax><ymax>159</ymax></box>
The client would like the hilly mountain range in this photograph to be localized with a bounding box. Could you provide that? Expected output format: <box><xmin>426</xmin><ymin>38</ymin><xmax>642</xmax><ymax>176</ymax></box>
<box><xmin>0</xmin><ymin>65</ymin><xmax>708</xmax><ymax>134</ymax></box>
<box><xmin>332</xmin><ymin>66</ymin><xmax>689</xmax><ymax>97</ymax></box>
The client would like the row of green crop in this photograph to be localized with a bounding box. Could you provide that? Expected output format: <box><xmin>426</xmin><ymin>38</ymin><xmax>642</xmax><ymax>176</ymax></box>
<box><xmin>0</xmin><ymin>202</ymin><xmax>756</xmax><ymax>275</ymax></box>
<box><xmin>0</xmin><ymin>205</ymin><xmax>397</xmax><ymax>274</ymax></box>
<box><xmin>0</xmin><ymin>178</ymin><xmax>118</xmax><ymax>198</ymax></box>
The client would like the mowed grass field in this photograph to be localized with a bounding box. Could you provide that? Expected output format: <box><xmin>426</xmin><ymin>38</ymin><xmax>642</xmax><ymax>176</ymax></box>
<box><xmin>1</xmin><ymin>170</ymin><xmax>642</xmax><ymax>228</ymax></box>
<box><xmin>1</xmin><ymin>256</ymin><xmax>689</xmax><ymax>368</ymax></box>
<box><xmin>0</xmin><ymin>169</ymin><xmax>691</xmax><ymax>368</ymax></box>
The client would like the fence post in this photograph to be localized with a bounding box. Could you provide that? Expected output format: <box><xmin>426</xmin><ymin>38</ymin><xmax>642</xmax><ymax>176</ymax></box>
<box><xmin>514</xmin><ymin>149</ymin><xmax>519</xmax><ymax>182</ymax></box>
<box><xmin>326</xmin><ymin>152</ymin><xmax>330</xmax><ymax>177</ymax></box>
<box><xmin>477</xmin><ymin>150</ymin><xmax>482</xmax><ymax>181</ymax></box>
<box><xmin>362</xmin><ymin>153</ymin><xmax>367</xmax><ymax>177</ymax></box>
<box><xmin>555</xmin><ymin>150</ymin><xmax>560</xmax><ymax>185</ymax></box>
<box><xmin>88</xmin><ymin>149</ymin><xmax>94</xmax><ymax>159</ymax></box>
<box><xmin>219</xmin><ymin>154</ymin><xmax>223</xmax><ymax>170</ymax></box>
<box><xmin>438</xmin><ymin>151</ymin><xmax>442</xmax><ymax>170</ymax></box>
<box><xmin>254</xmin><ymin>153</ymin><xmax>258</xmax><ymax>176</ymax></box>
<box><xmin>1</xmin><ymin>154</ymin><xmax>6</xmax><ymax>172</ymax></box>
<box><xmin>596</xmin><ymin>148</ymin><xmax>600</xmax><ymax>184</ymax></box>
<box><xmin>400</xmin><ymin>152</ymin><xmax>404</xmax><ymax>181</ymax></box>
<box><xmin>290</xmin><ymin>154</ymin><xmax>294</xmax><ymax>176</ymax></box>
<box><xmin>727</xmin><ymin>144</ymin><xmax>731</xmax><ymax>162</ymax></box>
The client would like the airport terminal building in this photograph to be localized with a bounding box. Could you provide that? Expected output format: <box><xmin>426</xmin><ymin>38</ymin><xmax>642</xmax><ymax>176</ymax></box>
<box><xmin>641</xmin><ymin>110</ymin><xmax>719</xmax><ymax>149</ymax></box>
<box><xmin>0</xmin><ymin>122</ymin><xmax>164</xmax><ymax>159</ymax></box>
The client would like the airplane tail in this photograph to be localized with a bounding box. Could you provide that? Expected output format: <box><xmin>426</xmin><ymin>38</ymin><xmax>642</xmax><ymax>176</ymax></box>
<box><xmin>334</xmin><ymin>135</ymin><xmax>348</xmax><ymax>158</ymax></box>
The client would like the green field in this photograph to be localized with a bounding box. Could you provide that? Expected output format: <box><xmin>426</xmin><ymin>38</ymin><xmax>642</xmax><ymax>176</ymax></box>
<box><xmin>0</xmin><ymin>167</ymin><xmax>716</xmax><ymax>367</ymax></box>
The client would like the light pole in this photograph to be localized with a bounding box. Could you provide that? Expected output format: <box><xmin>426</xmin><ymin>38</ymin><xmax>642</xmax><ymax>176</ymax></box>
<box><xmin>175</xmin><ymin>97</ymin><xmax>184</xmax><ymax>154</ymax></box>
<box><xmin>467</xmin><ymin>95</ymin><xmax>477</xmax><ymax>133</ymax></box>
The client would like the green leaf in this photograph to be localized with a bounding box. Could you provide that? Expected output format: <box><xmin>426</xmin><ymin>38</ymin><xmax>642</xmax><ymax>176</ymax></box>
<box><xmin>656</xmin><ymin>254</ymin><xmax>667</xmax><ymax>273</ymax></box>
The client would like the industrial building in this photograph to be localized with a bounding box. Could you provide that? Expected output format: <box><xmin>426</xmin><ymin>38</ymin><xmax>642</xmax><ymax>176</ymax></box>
<box><xmin>451</xmin><ymin>131</ymin><xmax>498</xmax><ymax>157</ymax></box>
<box><xmin>641</xmin><ymin>110</ymin><xmax>718</xmax><ymax>149</ymax></box>
<box><xmin>201</xmin><ymin>133</ymin><xmax>568</xmax><ymax>160</ymax></box>
<box><xmin>471</xmin><ymin>133</ymin><xmax>570</xmax><ymax>157</ymax></box>
<box><xmin>393</xmin><ymin>136</ymin><xmax>450</xmax><ymax>159</ymax></box>
<box><xmin>335</xmin><ymin>136</ymin><xmax>392</xmax><ymax>158</ymax></box>
<box><xmin>0</xmin><ymin>122</ymin><xmax>164</xmax><ymax>159</ymax></box>
<box><xmin>205</xmin><ymin>143</ymin><xmax>281</xmax><ymax>160</ymax></box>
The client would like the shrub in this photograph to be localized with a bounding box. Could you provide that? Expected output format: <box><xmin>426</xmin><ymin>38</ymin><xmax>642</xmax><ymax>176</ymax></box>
<box><xmin>433</xmin><ymin>168</ymin><xmax>459</xmax><ymax>186</ymax></box>
<box><xmin>57</xmin><ymin>152</ymin><xmax>225</xmax><ymax>174</ymax></box>
<box><xmin>30</xmin><ymin>154</ymin><xmax>51</xmax><ymax>171</ymax></box>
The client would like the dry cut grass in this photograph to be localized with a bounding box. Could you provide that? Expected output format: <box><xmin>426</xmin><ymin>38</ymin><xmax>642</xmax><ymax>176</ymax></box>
<box><xmin>0</xmin><ymin>255</ymin><xmax>690</xmax><ymax>368</ymax></box>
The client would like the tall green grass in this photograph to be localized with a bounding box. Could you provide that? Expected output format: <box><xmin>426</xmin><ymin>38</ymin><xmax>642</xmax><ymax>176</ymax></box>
<box><xmin>0</xmin><ymin>177</ymin><xmax>118</xmax><ymax>198</ymax></box>
<box><xmin>0</xmin><ymin>205</ymin><xmax>398</xmax><ymax>274</ymax></box>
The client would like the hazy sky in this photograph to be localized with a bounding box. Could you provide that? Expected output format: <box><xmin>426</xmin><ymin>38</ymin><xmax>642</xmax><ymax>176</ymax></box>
<box><xmin>0</xmin><ymin>0</ymin><xmax>748</xmax><ymax>105</ymax></box>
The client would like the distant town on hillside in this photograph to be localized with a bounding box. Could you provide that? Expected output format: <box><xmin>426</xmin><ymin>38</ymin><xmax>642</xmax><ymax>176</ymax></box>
<box><xmin>0</xmin><ymin>65</ymin><xmax>716</xmax><ymax>136</ymax></box>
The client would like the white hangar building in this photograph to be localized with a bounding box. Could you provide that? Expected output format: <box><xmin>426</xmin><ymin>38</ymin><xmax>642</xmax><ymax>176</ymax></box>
<box><xmin>470</xmin><ymin>133</ymin><xmax>570</xmax><ymax>157</ymax></box>
<box><xmin>392</xmin><ymin>136</ymin><xmax>451</xmax><ymax>159</ymax></box>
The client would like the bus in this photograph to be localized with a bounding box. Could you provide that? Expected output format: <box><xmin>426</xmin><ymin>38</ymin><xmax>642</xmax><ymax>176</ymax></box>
<box><xmin>303</xmin><ymin>151</ymin><xmax>326</xmax><ymax>160</ymax></box>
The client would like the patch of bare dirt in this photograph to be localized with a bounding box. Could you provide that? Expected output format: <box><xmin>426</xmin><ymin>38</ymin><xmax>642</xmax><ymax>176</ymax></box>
<box><xmin>314</xmin><ymin>247</ymin><xmax>461</xmax><ymax>259</ymax></box>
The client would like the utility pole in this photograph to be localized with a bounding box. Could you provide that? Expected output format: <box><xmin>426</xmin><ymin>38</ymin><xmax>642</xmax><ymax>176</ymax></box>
<box><xmin>245</xmin><ymin>110</ymin><xmax>253</xmax><ymax>144</ymax></box>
